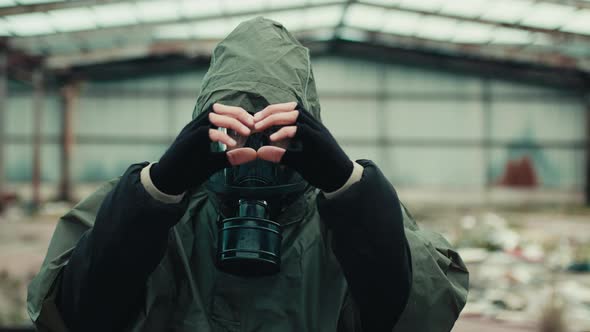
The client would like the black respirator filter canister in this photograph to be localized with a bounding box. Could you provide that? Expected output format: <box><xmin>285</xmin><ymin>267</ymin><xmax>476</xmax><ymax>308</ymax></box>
<box><xmin>216</xmin><ymin>199</ymin><xmax>282</xmax><ymax>277</ymax></box>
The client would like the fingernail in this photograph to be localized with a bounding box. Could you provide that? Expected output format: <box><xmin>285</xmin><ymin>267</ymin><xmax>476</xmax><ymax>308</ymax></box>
<box><xmin>229</xmin><ymin>138</ymin><xmax>237</xmax><ymax>146</ymax></box>
<box><xmin>254</xmin><ymin>122</ymin><xmax>261</xmax><ymax>130</ymax></box>
<box><xmin>243</xmin><ymin>127</ymin><xmax>251</xmax><ymax>135</ymax></box>
<box><xmin>254</xmin><ymin>113</ymin><xmax>261</xmax><ymax>120</ymax></box>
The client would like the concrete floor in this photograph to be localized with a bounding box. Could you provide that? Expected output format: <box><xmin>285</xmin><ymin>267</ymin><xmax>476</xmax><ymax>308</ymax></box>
<box><xmin>453</xmin><ymin>317</ymin><xmax>536</xmax><ymax>332</ymax></box>
<box><xmin>1</xmin><ymin>196</ymin><xmax>589</xmax><ymax>329</ymax></box>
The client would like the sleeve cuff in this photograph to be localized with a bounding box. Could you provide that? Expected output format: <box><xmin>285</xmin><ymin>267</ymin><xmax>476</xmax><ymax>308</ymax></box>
<box><xmin>323</xmin><ymin>161</ymin><xmax>364</xmax><ymax>200</ymax></box>
<box><xmin>140</xmin><ymin>163</ymin><xmax>185</xmax><ymax>204</ymax></box>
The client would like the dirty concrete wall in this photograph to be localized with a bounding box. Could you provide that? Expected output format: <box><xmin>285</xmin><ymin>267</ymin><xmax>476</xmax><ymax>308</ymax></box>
<box><xmin>3</xmin><ymin>56</ymin><xmax>586</xmax><ymax>190</ymax></box>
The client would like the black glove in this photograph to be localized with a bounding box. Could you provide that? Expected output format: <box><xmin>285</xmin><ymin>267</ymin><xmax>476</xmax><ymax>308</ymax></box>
<box><xmin>149</xmin><ymin>110</ymin><xmax>230</xmax><ymax>195</ymax></box>
<box><xmin>255</xmin><ymin>103</ymin><xmax>353</xmax><ymax>193</ymax></box>
<box><xmin>282</xmin><ymin>109</ymin><xmax>353</xmax><ymax>192</ymax></box>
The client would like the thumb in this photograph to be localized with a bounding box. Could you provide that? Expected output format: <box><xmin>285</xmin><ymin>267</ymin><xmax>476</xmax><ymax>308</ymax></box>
<box><xmin>227</xmin><ymin>148</ymin><xmax>257</xmax><ymax>166</ymax></box>
<box><xmin>257</xmin><ymin>146</ymin><xmax>286</xmax><ymax>164</ymax></box>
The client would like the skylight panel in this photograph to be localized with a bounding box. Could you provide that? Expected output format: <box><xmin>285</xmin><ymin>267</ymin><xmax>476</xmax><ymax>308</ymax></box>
<box><xmin>92</xmin><ymin>3</ymin><xmax>138</xmax><ymax>27</ymax></box>
<box><xmin>222</xmin><ymin>0</ymin><xmax>266</xmax><ymax>14</ymax></box>
<box><xmin>438</xmin><ymin>0</ymin><xmax>487</xmax><ymax>18</ymax></box>
<box><xmin>481</xmin><ymin>0</ymin><xmax>534</xmax><ymax>24</ymax></box>
<box><xmin>4</xmin><ymin>12</ymin><xmax>54</xmax><ymax>36</ymax></box>
<box><xmin>136</xmin><ymin>0</ymin><xmax>180</xmax><ymax>23</ymax></box>
<box><xmin>16</xmin><ymin>0</ymin><xmax>65</xmax><ymax>4</ymax></box>
<box><xmin>154</xmin><ymin>23</ymin><xmax>192</xmax><ymax>39</ymax></box>
<box><xmin>381</xmin><ymin>10</ymin><xmax>421</xmax><ymax>36</ymax></box>
<box><xmin>180</xmin><ymin>0</ymin><xmax>222</xmax><ymax>18</ymax></box>
<box><xmin>519</xmin><ymin>2</ymin><xmax>575</xmax><ymax>29</ymax></box>
<box><xmin>344</xmin><ymin>3</ymin><xmax>386</xmax><ymax>31</ymax></box>
<box><xmin>305</xmin><ymin>5</ymin><xmax>344</xmax><ymax>29</ymax></box>
<box><xmin>397</xmin><ymin>0</ymin><xmax>444</xmax><ymax>12</ymax></box>
<box><xmin>265</xmin><ymin>9</ymin><xmax>305</xmax><ymax>31</ymax></box>
<box><xmin>452</xmin><ymin>22</ymin><xmax>493</xmax><ymax>43</ymax></box>
<box><xmin>269</xmin><ymin>0</ymin><xmax>306</xmax><ymax>10</ymax></box>
<box><xmin>415</xmin><ymin>16</ymin><xmax>456</xmax><ymax>41</ymax></box>
<box><xmin>48</xmin><ymin>7</ymin><xmax>96</xmax><ymax>32</ymax></box>
<box><xmin>561</xmin><ymin>9</ymin><xmax>590</xmax><ymax>35</ymax></box>
<box><xmin>193</xmin><ymin>18</ymin><xmax>234</xmax><ymax>39</ymax></box>
<box><xmin>0</xmin><ymin>0</ymin><xmax>15</xmax><ymax>7</ymax></box>
<box><xmin>491</xmin><ymin>27</ymin><xmax>532</xmax><ymax>45</ymax></box>
<box><xmin>228</xmin><ymin>14</ymin><xmax>259</xmax><ymax>27</ymax></box>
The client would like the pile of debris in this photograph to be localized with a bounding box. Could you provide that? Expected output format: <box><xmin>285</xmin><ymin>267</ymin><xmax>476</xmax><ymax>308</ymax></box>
<box><xmin>453</xmin><ymin>212</ymin><xmax>590</xmax><ymax>331</ymax></box>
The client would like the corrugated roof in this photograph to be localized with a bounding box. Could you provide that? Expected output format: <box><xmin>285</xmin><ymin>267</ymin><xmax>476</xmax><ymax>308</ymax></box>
<box><xmin>0</xmin><ymin>0</ymin><xmax>588</xmax><ymax>72</ymax></box>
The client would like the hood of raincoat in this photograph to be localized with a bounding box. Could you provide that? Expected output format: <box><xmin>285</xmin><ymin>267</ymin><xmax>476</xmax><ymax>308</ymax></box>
<box><xmin>197</xmin><ymin>17</ymin><xmax>318</xmax><ymax>203</ymax></box>
<box><xmin>192</xmin><ymin>16</ymin><xmax>322</xmax><ymax>120</ymax></box>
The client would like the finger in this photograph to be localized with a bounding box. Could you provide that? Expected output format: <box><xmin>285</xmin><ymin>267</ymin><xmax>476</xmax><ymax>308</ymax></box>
<box><xmin>213</xmin><ymin>103</ymin><xmax>255</xmax><ymax>127</ymax></box>
<box><xmin>209</xmin><ymin>113</ymin><xmax>251</xmax><ymax>136</ymax></box>
<box><xmin>269</xmin><ymin>126</ymin><xmax>297</xmax><ymax>142</ymax></box>
<box><xmin>257</xmin><ymin>146</ymin><xmax>286</xmax><ymax>164</ymax></box>
<box><xmin>209</xmin><ymin>129</ymin><xmax>237</xmax><ymax>147</ymax></box>
<box><xmin>253</xmin><ymin>101</ymin><xmax>298</xmax><ymax>122</ymax></box>
<box><xmin>227</xmin><ymin>148</ymin><xmax>257</xmax><ymax>166</ymax></box>
<box><xmin>254</xmin><ymin>110</ymin><xmax>299</xmax><ymax>131</ymax></box>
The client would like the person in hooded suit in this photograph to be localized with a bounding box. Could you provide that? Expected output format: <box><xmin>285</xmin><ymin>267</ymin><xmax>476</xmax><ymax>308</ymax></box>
<box><xmin>27</xmin><ymin>17</ymin><xmax>468</xmax><ymax>332</ymax></box>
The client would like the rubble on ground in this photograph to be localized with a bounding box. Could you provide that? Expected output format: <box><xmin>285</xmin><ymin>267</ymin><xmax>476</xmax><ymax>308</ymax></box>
<box><xmin>450</xmin><ymin>211</ymin><xmax>590</xmax><ymax>332</ymax></box>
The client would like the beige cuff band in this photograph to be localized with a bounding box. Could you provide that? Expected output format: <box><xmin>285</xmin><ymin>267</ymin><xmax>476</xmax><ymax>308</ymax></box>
<box><xmin>323</xmin><ymin>161</ymin><xmax>364</xmax><ymax>200</ymax></box>
<box><xmin>140</xmin><ymin>163</ymin><xmax>185</xmax><ymax>204</ymax></box>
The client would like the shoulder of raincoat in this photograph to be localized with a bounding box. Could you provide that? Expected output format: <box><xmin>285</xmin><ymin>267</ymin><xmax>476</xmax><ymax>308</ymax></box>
<box><xmin>27</xmin><ymin>16</ymin><xmax>468</xmax><ymax>332</ymax></box>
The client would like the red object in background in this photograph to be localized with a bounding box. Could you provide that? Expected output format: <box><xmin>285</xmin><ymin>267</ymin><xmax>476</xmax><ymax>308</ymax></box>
<box><xmin>0</xmin><ymin>191</ymin><xmax>18</xmax><ymax>213</ymax></box>
<box><xmin>497</xmin><ymin>156</ymin><xmax>539</xmax><ymax>188</ymax></box>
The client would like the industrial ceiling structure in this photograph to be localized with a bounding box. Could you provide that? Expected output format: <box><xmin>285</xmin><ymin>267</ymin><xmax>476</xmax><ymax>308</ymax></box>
<box><xmin>0</xmin><ymin>0</ymin><xmax>589</xmax><ymax>78</ymax></box>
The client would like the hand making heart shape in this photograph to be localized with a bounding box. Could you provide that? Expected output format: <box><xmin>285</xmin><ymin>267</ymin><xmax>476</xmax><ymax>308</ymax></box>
<box><xmin>150</xmin><ymin>102</ymin><xmax>353</xmax><ymax>196</ymax></box>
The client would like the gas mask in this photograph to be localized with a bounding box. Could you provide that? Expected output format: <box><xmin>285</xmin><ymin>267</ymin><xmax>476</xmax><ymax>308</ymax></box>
<box><xmin>207</xmin><ymin>125</ymin><xmax>307</xmax><ymax>277</ymax></box>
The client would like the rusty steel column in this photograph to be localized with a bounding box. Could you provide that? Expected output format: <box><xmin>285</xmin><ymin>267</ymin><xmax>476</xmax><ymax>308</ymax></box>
<box><xmin>31</xmin><ymin>69</ymin><xmax>44</xmax><ymax>210</ymax></box>
<box><xmin>586</xmin><ymin>93</ymin><xmax>590</xmax><ymax>206</ymax></box>
<box><xmin>482</xmin><ymin>78</ymin><xmax>492</xmax><ymax>190</ymax></box>
<box><xmin>58</xmin><ymin>82</ymin><xmax>79</xmax><ymax>202</ymax></box>
<box><xmin>0</xmin><ymin>52</ymin><xmax>6</xmax><ymax>212</ymax></box>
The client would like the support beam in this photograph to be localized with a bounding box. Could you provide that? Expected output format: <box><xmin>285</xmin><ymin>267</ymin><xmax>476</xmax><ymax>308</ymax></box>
<box><xmin>542</xmin><ymin>0</ymin><xmax>590</xmax><ymax>8</ymax></box>
<box><xmin>43</xmin><ymin>29</ymin><xmax>590</xmax><ymax>74</ymax></box>
<box><xmin>586</xmin><ymin>93</ymin><xmax>590</xmax><ymax>205</ymax></box>
<box><xmin>332</xmin><ymin>40</ymin><xmax>590</xmax><ymax>88</ymax></box>
<box><xmin>376</xmin><ymin>64</ymin><xmax>391</xmax><ymax>178</ymax></box>
<box><xmin>0</xmin><ymin>51</ymin><xmax>6</xmax><ymax>213</ymax></box>
<box><xmin>31</xmin><ymin>69</ymin><xmax>44</xmax><ymax>210</ymax></box>
<box><xmin>365</xmin><ymin>30</ymin><xmax>590</xmax><ymax>73</ymax></box>
<box><xmin>333</xmin><ymin>0</ymin><xmax>356</xmax><ymax>39</ymax></box>
<box><xmin>482</xmin><ymin>78</ymin><xmax>492</xmax><ymax>189</ymax></box>
<box><xmin>46</xmin><ymin>40</ymin><xmax>218</xmax><ymax>70</ymax></box>
<box><xmin>57</xmin><ymin>81</ymin><xmax>79</xmax><ymax>202</ymax></box>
